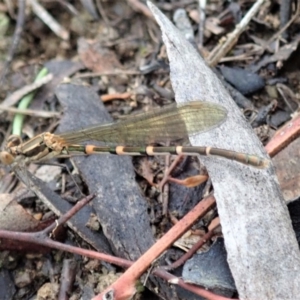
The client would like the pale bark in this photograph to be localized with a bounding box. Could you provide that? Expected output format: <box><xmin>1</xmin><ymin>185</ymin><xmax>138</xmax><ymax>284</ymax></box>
<box><xmin>148</xmin><ymin>2</ymin><xmax>300</xmax><ymax>299</ymax></box>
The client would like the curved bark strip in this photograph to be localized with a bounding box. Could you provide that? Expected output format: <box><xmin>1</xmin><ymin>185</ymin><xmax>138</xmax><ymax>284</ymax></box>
<box><xmin>148</xmin><ymin>2</ymin><xmax>300</xmax><ymax>299</ymax></box>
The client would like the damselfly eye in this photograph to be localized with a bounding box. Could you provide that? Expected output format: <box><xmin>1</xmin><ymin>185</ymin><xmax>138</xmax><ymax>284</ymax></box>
<box><xmin>6</xmin><ymin>135</ymin><xmax>22</xmax><ymax>148</ymax></box>
<box><xmin>0</xmin><ymin>151</ymin><xmax>15</xmax><ymax>165</ymax></box>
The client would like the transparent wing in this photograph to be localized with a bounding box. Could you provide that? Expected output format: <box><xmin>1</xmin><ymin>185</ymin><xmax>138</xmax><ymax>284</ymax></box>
<box><xmin>59</xmin><ymin>101</ymin><xmax>227</xmax><ymax>145</ymax></box>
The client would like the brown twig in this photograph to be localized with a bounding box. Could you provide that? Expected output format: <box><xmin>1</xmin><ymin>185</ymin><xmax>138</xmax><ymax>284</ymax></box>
<box><xmin>158</xmin><ymin>155</ymin><xmax>184</xmax><ymax>190</ymax></box>
<box><xmin>58</xmin><ymin>259</ymin><xmax>77</xmax><ymax>300</ymax></box>
<box><xmin>0</xmin><ymin>194</ymin><xmax>125</xmax><ymax>266</ymax></box>
<box><xmin>168</xmin><ymin>174</ymin><xmax>208</xmax><ymax>187</ymax></box>
<box><xmin>265</xmin><ymin>113</ymin><xmax>300</xmax><ymax>157</ymax></box>
<box><xmin>161</xmin><ymin>152</ymin><xmax>171</xmax><ymax>216</ymax></box>
<box><xmin>0</xmin><ymin>192</ymin><xmax>226</xmax><ymax>299</ymax></box>
<box><xmin>101</xmin><ymin>92</ymin><xmax>132</xmax><ymax>102</ymax></box>
<box><xmin>96</xmin><ymin>195</ymin><xmax>216</xmax><ymax>300</ymax></box>
<box><xmin>152</xmin><ymin>268</ymin><xmax>235</xmax><ymax>300</ymax></box>
<box><xmin>207</xmin><ymin>0</ymin><xmax>265</xmax><ymax>66</ymax></box>
<box><xmin>161</xmin><ymin>229</ymin><xmax>216</xmax><ymax>271</ymax></box>
<box><xmin>41</xmin><ymin>194</ymin><xmax>95</xmax><ymax>236</ymax></box>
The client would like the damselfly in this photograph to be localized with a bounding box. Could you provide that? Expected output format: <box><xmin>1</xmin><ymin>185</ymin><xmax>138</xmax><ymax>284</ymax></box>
<box><xmin>0</xmin><ymin>101</ymin><xmax>269</xmax><ymax>168</ymax></box>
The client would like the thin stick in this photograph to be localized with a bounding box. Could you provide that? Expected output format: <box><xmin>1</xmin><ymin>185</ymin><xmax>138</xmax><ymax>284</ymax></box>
<box><xmin>207</xmin><ymin>0</ymin><xmax>265</xmax><ymax>66</ymax></box>
<box><xmin>1</xmin><ymin>74</ymin><xmax>53</xmax><ymax>108</ymax></box>
<box><xmin>29</xmin><ymin>0</ymin><xmax>69</xmax><ymax>40</ymax></box>
<box><xmin>0</xmin><ymin>105</ymin><xmax>60</xmax><ymax>118</ymax></box>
